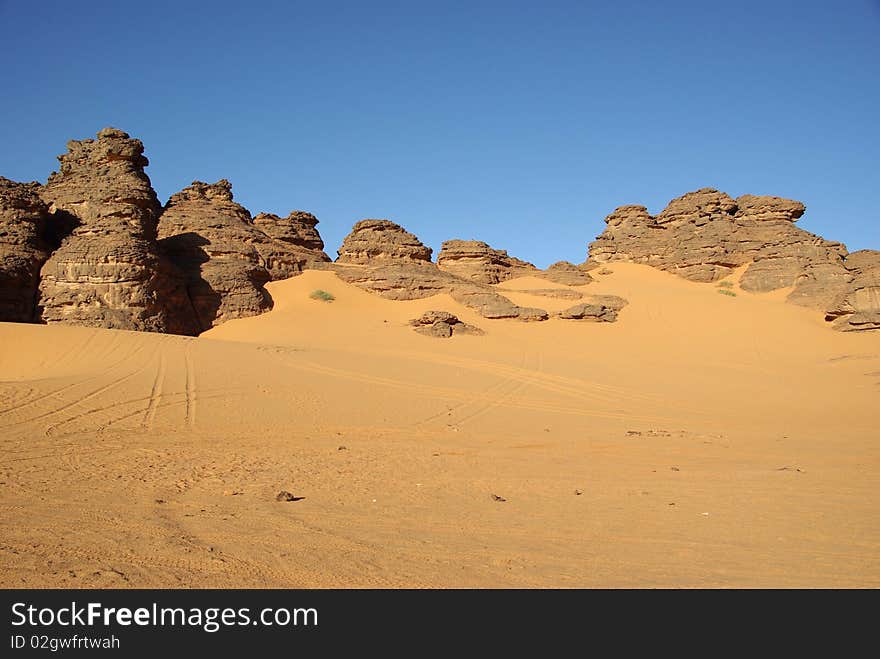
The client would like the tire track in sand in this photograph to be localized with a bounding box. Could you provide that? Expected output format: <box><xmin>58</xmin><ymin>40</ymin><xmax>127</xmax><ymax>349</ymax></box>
<box><xmin>143</xmin><ymin>353</ymin><xmax>167</xmax><ymax>429</ymax></box>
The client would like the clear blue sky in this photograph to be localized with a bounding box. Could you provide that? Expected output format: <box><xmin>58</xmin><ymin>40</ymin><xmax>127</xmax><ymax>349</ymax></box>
<box><xmin>1</xmin><ymin>0</ymin><xmax>878</xmax><ymax>267</ymax></box>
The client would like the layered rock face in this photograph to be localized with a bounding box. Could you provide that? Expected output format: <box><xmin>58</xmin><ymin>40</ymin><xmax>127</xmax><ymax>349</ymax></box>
<box><xmin>157</xmin><ymin>180</ymin><xmax>271</xmax><ymax>331</ymax></box>
<box><xmin>334</xmin><ymin>220</ymin><xmax>548</xmax><ymax>321</ymax></box>
<box><xmin>37</xmin><ymin>128</ymin><xmax>199</xmax><ymax>335</ymax></box>
<box><xmin>437</xmin><ymin>240</ymin><xmax>536</xmax><ymax>284</ymax></box>
<box><xmin>337</xmin><ymin>219</ymin><xmax>432</xmax><ymax>264</ymax></box>
<box><xmin>588</xmin><ymin>188</ymin><xmax>850</xmax><ymax>310</ymax></box>
<box><xmin>825</xmin><ymin>250</ymin><xmax>880</xmax><ymax>331</ymax></box>
<box><xmin>158</xmin><ymin>181</ymin><xmax>332</xmax><ymax>331</ymax></box>
<box><xmin>253</xmin><ymin>211</ymin><xmax>330</xmax><ymax>259</ymax></box>
<box><xmin>0</xmin><ymin>178</ymin><xmax>52</xmax><ymax>322</ymax></box>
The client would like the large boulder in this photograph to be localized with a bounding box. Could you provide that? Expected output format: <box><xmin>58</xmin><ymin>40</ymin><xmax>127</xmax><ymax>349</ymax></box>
<box><xmin>539</xmin><ymin>261</ymin><xmax>594</xmax><ymax>286</ymax></box>
<box><xmin>437</xmin><ymin>239</ymin><xmax>536</xmax><ymax>284</ymax></box>
<box><xmin>587</xmin><ymin>188</ymin><xmax>850</xmax><ymax>311</ymax></box>
<box><xmin>37</xmin><ymin>128</ymin><xmax>199</xmax><ymax>335</ymax></box>
<box><xmin>557</xmin><ymin>295</ymin><xmax>628</xmax><ymax>322</ymax></box>
<box><xmin>0</xmin><ymin>178</ymin><xmax>52</xmax><ymax>322</ymax></box>
<box><xmin>409</xmin><ymin>310</ymin><xmax>484</xmax><ymax>338</ymax></box>
<box><xmin>336</xmin><ymin>219</ymin><xmax>432</xmax><ymax>264</ymax></box>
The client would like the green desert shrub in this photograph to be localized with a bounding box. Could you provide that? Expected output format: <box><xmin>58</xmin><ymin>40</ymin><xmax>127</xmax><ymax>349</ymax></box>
<box><xmin>717</xmin><ymin>281</ymin><xmax>734</xmax><ymax>288</ymax></box>
<box><xmin>309</xmin><ymin>289</ymin><xmax>335</xmax><ymax>302</ymax></box>
<box><xmin>717</xmin><ymin>289</ymin><xmax>737</xmax><ymax>297</ymax></box>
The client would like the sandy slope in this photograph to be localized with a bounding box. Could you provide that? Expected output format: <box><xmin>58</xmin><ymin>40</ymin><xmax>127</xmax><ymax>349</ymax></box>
<box><xmin>1</xmin><ymin>264</ymin><xmax>878</xmax><ymax>587</ymax></box>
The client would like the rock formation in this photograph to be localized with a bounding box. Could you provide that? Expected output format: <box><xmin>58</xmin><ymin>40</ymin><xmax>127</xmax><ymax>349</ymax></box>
<box><xmin>253</xmin><ymin>210</ymin><xmax>326</xmax><ymax>253</ymax></box>
<box><xmin>540</xmin><ymin>261</ymin><xmax>594</xmax><ymax>286</ymax></box>
<box><xmin>334</xmin><ymin>220</ymin><xmax>548</xmax><ymax>321</ymax></box>
<box><xmin>158</xmin><ymin>180</ymin><xmax>332</xmax><ymax>331</ymax></box>
<box><xmin>0</xmin><ymin>178</ymin><xmax>52</xmax><ymax>322</ymax></box>
<box><xmin>157</xmin><ymin>180</ymin><xmax>272</xmax><ymax>331</ymax></box>
<box><xmin>337</xmin><ymin>219</ymin><xmax>432</xmax><ymax>264</ymax></box>
<box><xmin>409</xmin><ymin>310</ymin><xmax>484</xmax><ymax>338</ymax></box>
<box><xmin>824</xmin><ymin>250</ymin><xmax>880</xmax><ymax>331</ymax></box>
<box><xmin>557</xmin><ymin>295</ymin><xmax>628</xmax><ymax>322</ymax></box>
<box><xmin>437</xmin><ymin>239</ymin><xmax>536</xmax><ymax>284</ymax></box>
<box><xmin>588</xmin><ymin>188</ymin><xmax>851</xmax><ymax>311</ymax></box>
<box><xmin>37</xmin><ymin>128</ymin><xmax>199</xmax><ymax>335</ymax></box>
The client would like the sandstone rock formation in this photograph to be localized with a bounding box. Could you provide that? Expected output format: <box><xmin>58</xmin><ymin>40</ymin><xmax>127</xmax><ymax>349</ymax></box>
<box><xmin>496</xmin><ymin>287</ymin><xmax>584</xmax><ymax>300</ymax></box>
<box><xmin>409</xmin><ymin>310</ymin><xmax>484</xmax><ymax>338</ymax></box>
<box><xmin>557</xmin><ymin>295</ymin><xmax>628</xmax><ymax>322</ymax></box>
<box><xmin>437</xmin><ymin>239</ymin><xmax>536</xmax><ymax>284</ymax></box>
<box><xmin>540</xmin><ymin>261</ymin><xmax>594</xmax><ymax>286</ymax></box>
<box><xmin>588</xmin><ymin>188</ymin><xmax>850</xmax><ymax>311</ymax></box>
<box><xmin>334</xmin><ymin>220</ymin><xmax>548</xmax><ymax>321</ymax></box>
<box><xmin>337</xmin><ymin>219</ymin><xmax>432</xmax><ymax>264</ymax></box>
<box><xmin>825</xmin><ymin>250</ymin><xmax>880</xmax><ymax>331</ymax></box>
<box><xmin>0</xmin><ymin>178</ymin><xmax>52</xmax><ymax>322</ymax></box>
<box><xmin>252</xmin><ymin>211</ymin><xmax>331</xmax><ymax>265</ymax></box>
<box><xmin>37</xmin><ymin>128</ymin><xmax>199</xmax><ymax>335</ymax></box>
<box><xmin>157</xmin><ymin>180</ymin><xmax>271</xmax><ymax>331</ymax></box>
<box><xmin>158</xmin><ymin>180</ymin><xmax>332</xmax><ymax>331</ymax></box>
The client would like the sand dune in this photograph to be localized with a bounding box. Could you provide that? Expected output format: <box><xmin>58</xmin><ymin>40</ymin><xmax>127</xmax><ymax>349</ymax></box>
<box><xmin>1</xmin><ymin>264</ymin><xmax>878</xmax><ymax>587</ymax></box>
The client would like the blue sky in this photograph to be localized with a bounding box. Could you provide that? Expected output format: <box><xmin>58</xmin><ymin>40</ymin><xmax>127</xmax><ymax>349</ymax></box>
<box><xmin>1</xmin><ymin>0</ymin><xmax>878</xmax><ymax>266</ymax></box>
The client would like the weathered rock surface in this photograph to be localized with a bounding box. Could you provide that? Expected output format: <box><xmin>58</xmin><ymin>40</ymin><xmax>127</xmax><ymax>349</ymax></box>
<box><xmin>158</xmin><ymin>181</ymin><xmax>332</xmax><ymax>331</ymax></box>
<box><xmin>334</xmin><ymin>220</ymin><xmax>548</xmax><ymax>321</ymax></box>
<box><xmin>409</xmin><ymin>310</ymin><xmax>484</xmax><ymax>338</ymax></box>
<box><xmin>337</xmin><ymin>219</ymin><xmax>432</xmax><ymax>264</ymax></box>
<box><xmin>252</xmin><ymin>211</ymin><xmax>330</xmax><ymax>257</ymax></box>
<box><xmin>539</xmin><ymin>261</ymin><xmax>594</xmax><ymax>286</ymax></box>
<box><xmin>496</xmin><ymin>287</ymin><xmax>584</xmax><ymax>300</ymax></box>
<box><xmin>0</xmin><ymin>178</ymin><xmax>52</xmax><ymax>322</ymax></box>
<box><xmin>825</xmin><ymin>250</ymin><xmax>880</xmax><ymax>331</ymax></box>
<box><xmin>158</xmin><ymin>180</ymin><xmax>271</xmax><ymax>331</ymax></box>
<box><xmin>437</xmin><ymin>239</ymin><xmax>536</xmax><ymax>284</ymax></box>
<box><xmin>38</xmin><ymin>128</ymin><xmax>199</xmax><ymax>334</ymax></box>
<box><xmin>557</xmin><ymin>295</ymin><xmax>628</xmax><ymax>322</ymax></box>
<box><xmin>588</xmin><ymin>188</ymin><xmax>850</xmax><ymax>311</ymax></box>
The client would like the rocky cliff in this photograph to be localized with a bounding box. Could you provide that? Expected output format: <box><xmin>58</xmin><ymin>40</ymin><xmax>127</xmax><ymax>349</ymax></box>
<box><xmin>37</xmin><ymin>128</ymin><xmax>199</xmax><ymax>334</ymax></box>
<box><xmin>0</xmin><ymin>178</ymin><xmax>52</xmax><ymax>322</ymax></box>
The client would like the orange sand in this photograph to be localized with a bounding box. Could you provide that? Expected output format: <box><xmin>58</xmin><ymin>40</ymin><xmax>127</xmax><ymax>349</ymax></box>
<box><xmin>1</xmin><ymin>263</ymin><xmax>877</xmax><ymax>587</ymax></box>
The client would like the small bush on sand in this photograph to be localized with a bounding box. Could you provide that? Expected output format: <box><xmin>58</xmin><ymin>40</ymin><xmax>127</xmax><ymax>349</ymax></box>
<box><xmin>310</xmin><ymin>289</ymin><xmax>335</xmax><ymax>302</ymax></box>
<box><xmin>717</xmin><ymin>289</ymin><xmax>737</xmax><ymax>297</ymax></box>
<box><xmin>717</xmin><ymin>281</ymin><xmax>734</xmax><ymax>289</ymax></box>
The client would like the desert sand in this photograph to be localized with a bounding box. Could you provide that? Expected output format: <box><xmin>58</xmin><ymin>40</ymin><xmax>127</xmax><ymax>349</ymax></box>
<box><xmin>1</xmin><ymin>263</ymin><xmax>877</xmax><ymax>587</ymax></box>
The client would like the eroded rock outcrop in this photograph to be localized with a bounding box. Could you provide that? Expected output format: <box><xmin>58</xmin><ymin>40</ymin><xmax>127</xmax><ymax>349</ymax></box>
<box><xmin>252</xmin><ymin>211</ymin><xmax>330</xmax><ymax>257</ymax></box>
<box><xmin>588</xmin><ymin>188</ymin><xmax>850</xmax><ymax>312</ymax></box>
<box><xmin>539</xmin><ymin>261</ymin><xmax>594</xmax><ymax>286</ymax></box>
<box><xmin>0</xmin><ymin>178</ymin><xmax>52</xmax><ymax>322</ymax></box>
<box><xmin>557</xmin><ymin>295</ymin><xmax>628</xmax><ymax>322</ymax></box>
<box><xmin>37</xmin><ymin>128</ymin><xmax>199</xmax><ymax>334</ymax></box>
<box><xmin>825</xmin><ymin>250</ymin><xmax>880</xmax><ymax>331</ymax></box>
<box><xmin>334</xmin><ymin>220</ymin><xmax>548</xmax><ymax>321</ymax></box>
<box><xmin>158</xmin><ymin>180</ymin><xmax>271</xmax><ymax>331</ymax></box>
<box><xmin>409</xmin><ymin>310</ymin><xmax>484</xmax><ymax>338</ymax></box>
<box><xmin>337</xmin><ymin>219</ymin><xmax>432</xmax><ymax>264</ymax></box>
<box><xmin>437</xmin><ymin>239</ymin><xmax>536</xmax><ymax>284</ymax></box>
<box><xmin>158</xmin><ymin>181</ymin><xmax>332</xmax><ymax>331</ymax></box>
